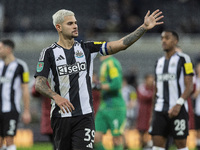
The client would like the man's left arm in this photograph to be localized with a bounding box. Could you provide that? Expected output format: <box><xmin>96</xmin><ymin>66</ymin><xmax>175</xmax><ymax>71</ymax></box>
<box><xmin>21</xmin><ymin>83</ymin><xmax>31</xmax><ymax>124</ymax></box>
<box><xmin>168</xmin><ymin>75</ymin><xmax>193</xmax><ymax>118</ymax></box>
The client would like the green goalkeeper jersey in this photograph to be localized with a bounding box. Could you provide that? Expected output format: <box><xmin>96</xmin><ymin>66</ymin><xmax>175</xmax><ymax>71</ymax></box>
<box><xmin>99</xmin><ymin>56</ymin><xmax>126</xmax><ymax>109</ymax></box>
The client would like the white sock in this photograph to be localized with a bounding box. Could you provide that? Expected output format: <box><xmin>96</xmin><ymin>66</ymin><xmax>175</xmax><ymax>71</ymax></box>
<box><xmin>7</xmin><ymin>145</ymin><xmax>16</xmax><ymax>150</ymax></box>
<box><xmin>197</xmin><ymin>139</ymin><xmax>200</xmax><ymax>146</ymax></box>
<box><xmin>0</xmin><ymin>145</ymin><xmax>6</xmax><ymax>150</ymax></box>
<box><xmin>177</xmin><ymin>147</ymin><xmax>188</xmax><ymax>150</ymax></box>
<box><xmin>152</xmin><ymin>146</ymin><xmax>165</xmax><ymax>150</ymax></box>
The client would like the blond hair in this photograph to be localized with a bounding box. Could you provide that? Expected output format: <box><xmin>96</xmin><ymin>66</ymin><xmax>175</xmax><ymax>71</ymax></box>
<box><xmin>52</xmin><ymin>9</ymin><xmax>74</xmax><ymax>27</ymax></box>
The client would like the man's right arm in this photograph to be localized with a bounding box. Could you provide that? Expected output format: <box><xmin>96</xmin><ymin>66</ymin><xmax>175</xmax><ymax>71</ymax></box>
<box><xmin>35</xmin><ymin>76</ymin><xmax>56</xmax><ymax>99</ymax></box>
<box><xmin>35</xmin><ymin>76</ymin><xmax>75</xmax><ymax>113</ymax></box>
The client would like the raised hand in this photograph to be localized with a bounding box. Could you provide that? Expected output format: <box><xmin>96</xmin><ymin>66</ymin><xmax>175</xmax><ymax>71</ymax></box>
<box><xmin>143</xmin><ymin>9</ymin><xmax>164</xmax><ymax>30</ymax></box>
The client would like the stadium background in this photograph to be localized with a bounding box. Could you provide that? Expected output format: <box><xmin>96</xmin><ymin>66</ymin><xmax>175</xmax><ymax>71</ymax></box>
<box><xmin>0</xmin><ymin>0</ymin><xmax>200</xmax><ymax>149</ymax></box>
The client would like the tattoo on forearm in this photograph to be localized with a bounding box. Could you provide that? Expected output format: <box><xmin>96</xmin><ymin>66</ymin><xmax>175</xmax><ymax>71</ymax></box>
<box><xmin>35</xmin><ymin>76</ymin><xmax>57</xmax><ymax>99</ymax></box>
<box><xmin>123</xmin><ymin>27</ymin><xmax>146</xmax><ymax>46</ymax></box>
<box><xmin>108</xmin><ymin>46</ymin><xmax>114</xmax><ymax>54</ymax></box>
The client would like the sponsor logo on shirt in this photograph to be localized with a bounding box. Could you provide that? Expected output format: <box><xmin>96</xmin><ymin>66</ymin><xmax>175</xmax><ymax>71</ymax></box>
<box><xmin>0</xmin><ymin>77</ymin><xmax>11</xmax><ymax>83</ymax></box>
<box><xmin>157</xmin><ymin>73</ymin><xmax>176</xmax><ymax>81</ymax></box>
<box><xmin>57</xmin><ymin>62</ymin><xmax>86</xmax><ymax>76</ymax></box>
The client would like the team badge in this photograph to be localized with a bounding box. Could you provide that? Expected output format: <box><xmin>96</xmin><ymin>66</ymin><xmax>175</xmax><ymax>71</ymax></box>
<box><xmin>37</xmin><ymin>62</ymin><xmax>44</xmax><ymax>72</ymax></box>
<box><xmin>75</xmin><ymin>50</ymin><xmax>84</xmax><ymax>58</ymax></box>
<box><xmin>170</xmin><ymin>62</ymin><xmax>176</xmax><ymax>67</ymax></box>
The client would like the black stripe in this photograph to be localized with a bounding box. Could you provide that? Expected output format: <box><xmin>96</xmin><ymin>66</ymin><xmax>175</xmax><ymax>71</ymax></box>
<box><xmin>10</xmin><ymin>65</ymin><xmax>19</xmax><ymax>112</ymax></box>
<box><xmin>0</xmin><ymin>65</ymin><xmax>8</xmax><ymax>112</ymax></box>
<box><xmin>163</xmin><ymin>59</ymin><xmax>169</xmax><ymax>112</ymax></box>
<box><xmin>50</xmin><ymin>48</ymin><xmax>61</xmax><ymax>117</ymax></box>
<box><xmin>66</xmin><ymin>46</ymin><xmax>82</xmax><ymax>116</ymax></box>
<box><xmin>177</xmin><ymin>57</ymin><xmax>184</xmax><ymax>97</ymax></box>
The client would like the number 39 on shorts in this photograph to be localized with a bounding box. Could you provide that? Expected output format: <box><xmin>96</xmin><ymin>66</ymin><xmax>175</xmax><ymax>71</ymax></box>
<box><xmin>84</xmin><ymin>128</ymin><xmax>95</xmax><ymax>142</ymax></box>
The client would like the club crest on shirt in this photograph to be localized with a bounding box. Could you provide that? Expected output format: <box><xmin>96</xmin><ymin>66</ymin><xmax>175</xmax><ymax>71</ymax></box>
<box><xmin>170</xmin><ymin>62</ymin><xmax>176</xmax><ymax>67</ymax></box>
<box><xmin>75</xmin><ymin>50</ymin><xmax>84</xmax><ymax>58</ymax></box>
<box><xmin>37</xmin><ymin>62</ymin><xmax>44</xmax><ymax>72</ymax></box>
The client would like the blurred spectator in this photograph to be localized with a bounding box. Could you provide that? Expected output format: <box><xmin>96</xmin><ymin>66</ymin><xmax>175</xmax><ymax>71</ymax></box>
<box><xmin>119</xmin><ymin>0</ymin><xmax>142</xmax><ymax>32</ymax></box>
<box><xmin>192</xmin><ymin>63</ymin><xmax>200</xmax><ymax>150</ymax></box>
<box><xmin>194</xmin><ymin>52</ymin><xmax>200</xmax><ymax>67</ymax></box>
<box><xmin>125</xmin><ymin>67</ymin><xmax>138</xmax><ymax>89</ymax></box>
<box><xmin>18</xmin><ymin>16</ymin><xmax>31</xmax><ymax>36</ymax></box>
<box><xmin>0</xmin><ymin>3</ymin><xmax>4</xmax><ymax>32</ymax></box>
<box><xmin>3</xmin><ymin>14</ymin><xmax>14</xmax><ymax>33</ymax></box>
<box><xmin>106</xmin><ymin>0</ymin><xmax>121</xmax><ymax>32</ymax></box>
<box><xmin>92</xmin><ymin>72</ymin><xmax>101</xmax><ymax>117</ymax></box>
<box><xmin>136</xmin><ymin>74</ymin><xmax>154</xmax><ymax>149</ymax></box>
<box><xmin>122</xmin><ymin>76</ymin><xmax>138</xmax><ymax>129</ymax></box>
<box><xmin>31</xmin><ymin>82</ymin><xmax>56</xmax><ymax>150</ymax></box>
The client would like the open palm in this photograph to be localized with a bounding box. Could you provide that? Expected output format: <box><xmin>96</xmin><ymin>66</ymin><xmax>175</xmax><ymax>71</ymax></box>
<box><xmin>144</xmin><ymin>9</ymin><xmax>164</xmax><ymax>30</ymax></box>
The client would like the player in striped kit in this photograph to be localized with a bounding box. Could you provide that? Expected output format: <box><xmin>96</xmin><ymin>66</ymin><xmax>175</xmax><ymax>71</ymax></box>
<box><xmin>0</xmin><ymin>39</ymin><xmax>31</xmax><ymax>150</ymax></box>
<box><xmin>149</xmin><ymin>31</ymin><xmax>194</xmax><ymax>150</ymax></box>
<box><xmin>192</xmin><ymin>63</ymin><xmax>200</xmax><ymax>150</ymax></box>
<box><xmin>34</xmin><ymin>9</ymin><xmax>163</xmax><ymax>150</ymax></box>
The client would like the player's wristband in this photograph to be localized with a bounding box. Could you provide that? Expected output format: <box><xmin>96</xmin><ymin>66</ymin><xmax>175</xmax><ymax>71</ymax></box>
<box><xmin>176</xmin><ymin>97</ymin><xmax>185</xmax><ymax>106</ymax></box>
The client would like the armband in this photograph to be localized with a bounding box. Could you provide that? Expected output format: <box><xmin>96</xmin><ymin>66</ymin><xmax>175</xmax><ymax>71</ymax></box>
<box><xmin>176</xmin><ymin>97</ymin><xmax>185</xmax><ymax>106</ymax></box>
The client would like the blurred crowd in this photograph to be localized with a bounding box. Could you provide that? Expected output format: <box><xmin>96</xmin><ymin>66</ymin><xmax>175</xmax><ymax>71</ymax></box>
<box><xmin>0</xmin><ymin>0</ymin><xmax>200</xmax><ymax>37</ymax></box>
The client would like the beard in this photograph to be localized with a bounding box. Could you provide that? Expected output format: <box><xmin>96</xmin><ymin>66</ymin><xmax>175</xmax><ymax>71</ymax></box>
<box><xmin>163</xmin><ymin>49</ymin><xmax>169</xmax><ymax>52</ymax></box>
<box><xmin>72</xmin><ymin>35</ymin><xmax>78</xmax><ymax>38</ymax></box>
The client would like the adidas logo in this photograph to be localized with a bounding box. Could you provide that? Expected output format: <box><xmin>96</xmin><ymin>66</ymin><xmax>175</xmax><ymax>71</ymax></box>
<box><xmin>56</xmin><ymin>55</ymin><xmax>65</xmax><ymax>61</ymax></box>
<box><xmin>86</xmin><ymin>142</ymin><xmax>93</xmax><ymax>149</ymax></box>
<box><xmin>177</xmin><ymin>130</ymin><xmax>184</xmax><ymax>136</ymax></box>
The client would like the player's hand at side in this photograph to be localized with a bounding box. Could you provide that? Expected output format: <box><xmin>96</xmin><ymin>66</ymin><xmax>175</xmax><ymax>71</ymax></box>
<box><xmin>143</xmin><ymin>9</ymin><xmax>164</xmax><ymax>30</ymax></box>
<box><xmin>168</xmin><ymin>104</ymin><xmax>181</xmax><ymax>118</ymax></box>
<box><xmin>53</xmin><ymin>95</ymin><xmax>75</xmax><ymax>113</ymax></box>
<box><xmin>22</xmin><ymin>111</ymin><xmax>31</xmax><ymax>124</ymax></box>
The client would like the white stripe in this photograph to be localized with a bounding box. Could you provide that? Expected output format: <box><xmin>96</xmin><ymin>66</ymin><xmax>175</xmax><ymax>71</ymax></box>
<box><xmin>155</xmin><ymin>57</ymin><xmax>165</xmax><ymax>111</ymax></box>
<box><xmin>177</xmin><ymin>52</ymin><xmax>192</xmax><ymax>63</ymax></box>
<box><xmin>39</xmin><ymin>48</ymin><xmax>47</xmax><ymax>61</ymax></box>
<box><xmin>74</xmin><ymin>44</ymin><xmax>92</xmax><ymax>114</ymax></box>
<box><xmin>168</xmin><ymin>55</ymin><xmax>179</xmax><ymax>109</ymax></box>
<box><xmin>101</xmin><ymin>42</ymin><xmax>107</xmax><ymax>56</ymax></box>
<box><xmin>2</xmin><ymin>62</ymin><xmax>17</xmax><ymax>112</ymax></box>
<box><xmin>0</xmin><ymin>60</ymin><xmax>4</xmax><ymax>75</ymax></box>
<box><xmin>13</xmin><ymin>76</ymin><xmax>22</xmax><ymax>112</ymax></box>
<box><xmin>195</xmin><ymin>78</ymin><xmax>200</xmax><ymax>115</ymax></box>
<box><xmin>179</xmin><ymin>69</ymin><xmax>188</xmax><ymax>111</ymax></box>
<box><xmin>16</xmin><ymin>59</ymin><xmax>29</xmax><ymax>73</ymax></box>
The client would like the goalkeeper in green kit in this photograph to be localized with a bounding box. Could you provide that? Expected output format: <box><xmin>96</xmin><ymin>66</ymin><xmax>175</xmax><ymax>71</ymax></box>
<box><xmin>94</xmin><ymin>55</ymin><xmax>126</xmax><ymax>150</ymax></box>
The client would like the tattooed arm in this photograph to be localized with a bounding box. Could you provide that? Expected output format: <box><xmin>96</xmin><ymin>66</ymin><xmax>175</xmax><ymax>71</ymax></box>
<box><xmin>106</xmin><ymin>9</ymin><xmax>164</xmax><ymax>54</ymax></box>
<box><xmin>35</xmin><ymin>76</ymin><xmax>56</xmax><ymax>99</ymax></box>
<box><xmin>35</xmin><ymin>76</ymin><xmax>75</xmax><ymax>113</ymax></box>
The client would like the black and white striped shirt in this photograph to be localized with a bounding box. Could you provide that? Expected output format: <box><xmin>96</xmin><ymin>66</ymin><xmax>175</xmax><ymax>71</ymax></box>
<box><xmin>154</xmin><ymin>52</ymin><xmax>194</xmax><ymax>112</ymax></box>
<box><xmin>0</xmin><ymin>59</ymin><xmax>29</xmax><ymax>113</ymax></box>
<box><xmin>35</xmin><ymin>41</ymin><xmax>107</xmax><ymax>118</ymax></box>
